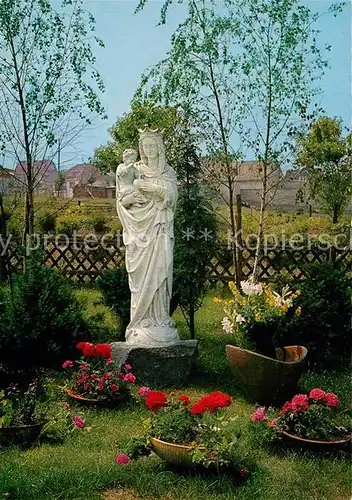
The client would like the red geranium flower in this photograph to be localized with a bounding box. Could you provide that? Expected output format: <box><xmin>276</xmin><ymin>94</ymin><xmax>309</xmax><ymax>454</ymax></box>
<box><xmin>324</xmin><ymin>392</ymin><xmax>340</xmax><ymax>408</ymax></box>
<box><xmin>190</xmin><ymin>391</ymin><xmax>232</xmax><ymax>415</ymax></box>
<box><xmin>280</xmin><ymin>401</ymin><xmax>293</xmax><ymax>414</ymax></box>
<box><xmin>291</xmin><ymin>394</ymin><xmax>309</xmax><ymax>412</ymax></box>
<box><xmin>76</xmin><ymin>342</ymin><xmax>88</xmax><ymax>351</ymax></box>
<box><xmin>179</xmin><ymin>394</ymin><xmax>191</xmax><ymax>405</ymax></box>
<box><xmin>145</xmin><ymin>391</ymin><xmax>167</xmax><ymax>413</ymax></box>
<box><xmin>309</xmin><ymin>388</ymin><xmax>326</xmax><ymax>401</ymax></box>
<box><xmin>95</xmin><ymin>344</ymin><xmax>112</xmax><ymax>359</ymax></box>
<box><xmin>82</xmin><ymin>343</ymin><xmax>96</xmax><ymax>357</ymax></box>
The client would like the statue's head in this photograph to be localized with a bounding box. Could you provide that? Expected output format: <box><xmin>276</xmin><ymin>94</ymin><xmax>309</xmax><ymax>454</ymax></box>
<box><xmin>122</xmin><ymin>148</ymin><xmax>137</xmax><ymax>165</ymax></box>
<box><xmin>138</xmin><ymin>127</ymin><xmax>165</xmax><ymax>170</ymax></box>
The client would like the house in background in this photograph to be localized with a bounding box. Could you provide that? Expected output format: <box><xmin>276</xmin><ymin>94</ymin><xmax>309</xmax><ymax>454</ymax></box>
<box><xmin>14</xmin><ymin>160</ymin><xmax>57</xmax><ymax>195</ymax></box>
<box><xmin>234</xmin><ymin>160</ymin><xmax>283</xmax><ymax>191</ymax></box>
<box><xmin>63</xmin><ymin>164</ymin><xmax>115</xmax><ymax>198</ymax></box>
<box><xmin>285</xmin><ymin>168</ymin><xmax>309</xmax><ymax>183</ymax></box>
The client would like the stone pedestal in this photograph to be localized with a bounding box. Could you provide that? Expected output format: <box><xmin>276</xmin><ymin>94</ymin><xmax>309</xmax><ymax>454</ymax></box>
<box><xmin>111</xmin><ymin>340</ymin><xmax>198</xmax><ymax>388</ymax></box>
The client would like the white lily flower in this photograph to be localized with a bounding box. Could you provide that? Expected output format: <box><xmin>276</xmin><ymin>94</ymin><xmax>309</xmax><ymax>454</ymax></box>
<box><xmin>235</xmin><ymin>313</ymin><xmax>246</xmax><ymax>324</ymax></box>
<box><xmin>240</xmin><ymin>280</ymin><xmax>263</xmax><ymax>296</ymax></box>
<box><xmin>221</xmin><ymin>316</ymin><xmax>234</xmax><ymax>334</ymax></box>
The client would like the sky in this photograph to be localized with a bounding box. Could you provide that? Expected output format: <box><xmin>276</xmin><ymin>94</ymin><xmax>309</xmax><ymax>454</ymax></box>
<box><xmin>58</xmin><ymin>0</ymin><xmax>351</xmax><ymax>168</ymax></box>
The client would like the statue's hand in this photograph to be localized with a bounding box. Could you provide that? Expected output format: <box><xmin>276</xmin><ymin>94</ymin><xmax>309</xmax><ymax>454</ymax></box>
<box><xmin>120</xmin><ymin>191</ymin><xmax>146</xmax><ymax>207</ymax></box>
<box><xmin>138</xmin><ymin>180</ymin><xmax>165</xmax><ymax>199</ymax></box>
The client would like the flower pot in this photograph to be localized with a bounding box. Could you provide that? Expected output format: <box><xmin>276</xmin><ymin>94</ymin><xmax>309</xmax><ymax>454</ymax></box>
<box><xmin>65</xmin><ymin>388</ymin><xmax>128</xmax><ymax>406</ymax></box>
<box><xmin>149</xmin><ymin>437</ymin><xmax>205</xmax><ymax>467</ymax></box>
<box><xmin>225</xmin><ymin>345</ymin><xmax>308</xmax><ymax>404</ymax></box>
<box><xmin>0</xmin><ymin>421</ymin><xmax>46</xmax><ymax>446</ymax></box>
<box><xmin>280</xmin><ymin>430</ymin><xmax>352</xmax><ymax>451</ymax></box>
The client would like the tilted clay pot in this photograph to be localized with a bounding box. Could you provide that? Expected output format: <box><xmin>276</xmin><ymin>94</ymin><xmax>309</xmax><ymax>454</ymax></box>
<box><xmin>225</xmin><ymin>345</ymin><xmax>308</xmax><ymax>404</ymax></box>
<box><xmin>150</xmin><ymin>437</ymin><xmax>205</xmax><ymax>467</ymax></box>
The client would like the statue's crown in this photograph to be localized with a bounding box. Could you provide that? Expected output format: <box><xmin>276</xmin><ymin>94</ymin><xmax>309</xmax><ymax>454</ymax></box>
<box><xmin>138</xmin><ymin>125</ymin><xmax>164</xmax><ymax>140</ymax></box>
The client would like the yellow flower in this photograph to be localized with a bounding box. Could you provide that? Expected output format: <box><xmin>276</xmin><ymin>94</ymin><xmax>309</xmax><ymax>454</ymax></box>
<box><xmin>295</xmin><ymin>306</ymin><xmax>302</xmax><ymax>316</ymax></box>
<box><xmin>213</xmin><ymin>297</ymin><xmax>223</xmax><ymax>304</ymax></box>
<box><xmin>255</xmin><ymin>312</ymin><xmax>262</xmax><ymax>322</ymax></box>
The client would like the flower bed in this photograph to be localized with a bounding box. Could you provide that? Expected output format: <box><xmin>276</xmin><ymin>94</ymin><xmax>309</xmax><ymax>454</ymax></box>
<box><xmin>217</xmin><ymin>280</ymin><xmax>301</xmax><ymax>358</ymax></box>
<box><xmin>63</xmin><ymin>342</ymin><xmax>136</xmax><ymax>404</ymax></box>
<box><xmin>251</xmin><ymin>388</ymin><xmax>351</xmax><ymax>448</ymax></box>
<box><xmin>116</xmin><ymin>389</ymin><xmax>250</xmax><ymax>475</ymax></box>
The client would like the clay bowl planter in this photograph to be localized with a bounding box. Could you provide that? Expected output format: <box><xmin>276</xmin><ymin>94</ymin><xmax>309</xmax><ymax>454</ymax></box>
<box><xmin>0</xmin><ymin>421</ymin><xmax>46</xmax><ymax>446</ymax></box>
<box><xmin>65</xmin><ymin>388</ymin><xmax>128</xmax><ymax>407</ymax></box>
<box><xmin>150</xmin><ymin>437</ymin><xmax>205</xmax><ymax>467</ymax></box>
<box><xmin>225</xmin><ymin>345</ymin><xmax>308</xmax><ymax>404</ymax></box>
<box><xmin>280</xmin><ymin>430</ymin><xmax>352</xmax><ymax>452</ymax></box>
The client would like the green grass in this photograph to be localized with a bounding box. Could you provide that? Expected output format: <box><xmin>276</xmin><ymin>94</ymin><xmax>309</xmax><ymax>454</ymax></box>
<box><xmin>0</xmin><ymin>294</ymin><xmax>351</xmax><ymax>500</ymax></box>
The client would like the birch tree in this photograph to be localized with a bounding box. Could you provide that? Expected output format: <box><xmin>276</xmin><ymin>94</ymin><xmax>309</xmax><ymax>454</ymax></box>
<box><xmin>0</xmin><ymin>0</ymin><xmax>106</xmax><ymax>239</ymax></box>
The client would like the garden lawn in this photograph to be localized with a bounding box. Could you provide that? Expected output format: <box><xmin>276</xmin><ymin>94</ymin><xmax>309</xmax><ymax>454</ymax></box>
<box><xmin>0</xmin><ymin>294</ymin><xmax>351</xmax><ymax>500</ymax></box>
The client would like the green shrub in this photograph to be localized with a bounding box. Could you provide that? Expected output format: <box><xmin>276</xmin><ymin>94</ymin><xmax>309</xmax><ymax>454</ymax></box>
<box><xmin>38</xmin><ymin>212</ymin><xmax>57</xmax><ymax>234</ymax></box>
<box><xmin>275</xmin><ymin>262</ymin><xmax>351</xmax><ymax>367</ymax></box>
<box><xmin>0</xmin><ymin>253</ymin><xmax>88</xmax><ymax>382</ymax></box>
<box><xmin>90</xmin><ymin>213</ymin><xmax>107</xmax><ymax>233</ymax></box>
<box><xmin>96</xmin><ymin>266</ymin><xmax>130</xmax><ymax>337</ymax></box>
<box><xmin>74</xmin><ymin>288</ymin><xmax>120</xmax><ymax>343</ymax></box>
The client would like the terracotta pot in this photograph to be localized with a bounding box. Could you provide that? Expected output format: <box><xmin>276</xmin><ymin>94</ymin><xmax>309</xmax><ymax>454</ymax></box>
<box><xmin>150</xmin><ymin>437</ymin><xmax>205</xmax><ymax>467</ymax></box>
<box><xmin>65</xmin><ymin>388</ymin><xmax>128</xmax><ymax>406</ymax></box>
<box><xmin>281</xmin><ymin>430</ymin><xmax>352</xmax><ymax>451</ymax></box>
<box><xmin>0</xmin><ymin>421</ymin><xmax>46</xmax><ymax>446</ymax></box>
<box><xmin>225</xmin><ymin>345</ymin><xmax>308</xmax><ymax>404</ymax></box>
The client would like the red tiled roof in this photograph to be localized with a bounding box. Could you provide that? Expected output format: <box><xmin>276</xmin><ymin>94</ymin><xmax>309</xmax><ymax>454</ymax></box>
<box><xmin>64</xmin><ymin>164</ymin><xmax>107</xmax><ymax>185</ymax></box>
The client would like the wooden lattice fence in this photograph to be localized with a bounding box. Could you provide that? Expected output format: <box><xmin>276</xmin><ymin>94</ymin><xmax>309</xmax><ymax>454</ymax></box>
<box><xmin>4</xmin><ymin>238</ymin><xmax>352</xmax><ymax>284</ymax></box>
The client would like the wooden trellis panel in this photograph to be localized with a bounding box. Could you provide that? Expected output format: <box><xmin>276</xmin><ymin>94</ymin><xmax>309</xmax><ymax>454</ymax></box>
<box><xmin>5</xmin><ymin>239</ymin><xmax>351</xmax><ymax>284</ymax></box>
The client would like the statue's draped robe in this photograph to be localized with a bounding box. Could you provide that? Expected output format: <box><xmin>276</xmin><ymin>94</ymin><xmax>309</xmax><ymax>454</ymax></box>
<box><xmin>116</xmin><ymin>161</ymin><xmax>179</xmax><ymax>345</ymax></box>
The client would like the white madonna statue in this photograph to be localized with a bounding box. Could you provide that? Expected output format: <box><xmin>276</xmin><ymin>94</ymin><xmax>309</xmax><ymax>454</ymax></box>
<box><xmin>116</xmin><ymin>127</ymin><xmax>180</xmax><ymax>346</ymax></box>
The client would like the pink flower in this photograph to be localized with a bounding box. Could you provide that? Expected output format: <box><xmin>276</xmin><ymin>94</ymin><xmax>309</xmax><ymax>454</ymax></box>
<box><xmin>83</xmin><ymin>383</ymin><xmax>89</xmax><ymax>391</ymax></box>
<box><xmin>291</xmin><ymin>394</ymin><xmax>309</xmax><ymax>412</ymax></box>
<box><xmin>111</xmin><ymin>384</ymin><xmax>119</xmax><ymax>393</ymax></box>
<box><xmin>268</xmin><ymin>418</ymin><xmax>278</xmax><ymax>429</ymax></box>
<box><xmin>91</xmin><ymin>374</ymin><xmax>98</xmax><ymax>381</ymax></box>
<box><xmin>123</xmin><ymin>373</ymin><xmax>136</xmax><ymax>384</ymax></box>
<box><xmin>106</xmin><ymin>359</ymin><xmax>112</xmax><ymax>366</ymax></box>
<box><xmin>81</xmin><ymin>362</ymin><xmax>87</xmax><ymax>371</ymax></box>
<box><xmin>104</xmin><ymin>373</ymin><xmax>113</xmax><ymax>380</ymax></box>
<box><xmin>251</xmin><ymin>407</ymin><xmax>266</xmax><ymax>422</ymax></box>
<box><xmin>62</xmin><ymin>360</ymin><xmax>74</xmax><ymax>369</ymax></box>
<box><xmin>57</xmin><ymin>402</ymin><xmax>70</xmax><ymax>409</ymax></box>
<box><xmin>138</xmin><ymin>386</ymin><xmax>151</xmax><ymax>398</ymax></box>
<box><xmin>116</xmin><ymin>453</ymin><xmax>130</xmax><ymax>465</ymax></box>
<box><xmin>324</xmin><ymin>392</ymin><xmax>340</xmax><ymax>408</ymax></box>
<box><xmin>98</xmin><ymin>381</ymin><xmax>105</xmax><ymax>392</ymax></box>
<box><xmin>309</xmin><ymin>388</ymin><xmax>326</xmax><ymax>401</ymax></box>
<box><xmin>124</xmin><ymin>364</ymin><xmax>132</xmax><ymax>371</ymax></box>
<box><xmin>73</xmin><ymin>415</ymin><xmax>85</xmax><ymax>429</ymax></box>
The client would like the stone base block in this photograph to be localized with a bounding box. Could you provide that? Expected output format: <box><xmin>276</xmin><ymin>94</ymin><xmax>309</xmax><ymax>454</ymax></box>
<box><xmin>111</xmin><ymin>340</ymin><xmax>199</xmax><ymax>388</ymax></box>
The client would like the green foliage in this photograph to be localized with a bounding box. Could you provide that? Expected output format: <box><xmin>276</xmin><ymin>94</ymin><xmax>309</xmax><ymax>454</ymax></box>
<box><xmin>296</xmin><ymin>117</ymin><xmax>352</xmax><ymax>223</ymax></box>
<box><xmin>221</xmin><ymin>281</ymin><xmax>301</xmax><ymax>358</ymax></box>
<box><xmin>170</xmin><ymin>128</ymin><xmax>217</xmax><ymax>337</ymax></box>
<box><xmin>38</xmin><ymin>212</ymin><xmax>57</xmax><ymax>234</ymax></box>
<box><xmin>93</xmin><ymin>102</ymin><xmax>180</xmax><ymax>173</ymax></box>
<box><xmin>0</xmin><ymin>253</ymin><xmax>88</xmax><ymax>380</ymax></box>
<box><xmin>74</xmin><ymin>288</ymin><xmax>119</xmax><ymax>344</ymax></box>
<box><xmin>276</xmin><ymin>262</ymin><xmax>351</xmax><ymax>366</ymax></box>
<box><xmin>96</xmin><ymin>266</ymin><xmax>130</xmax><ymax>337</ymax></box>
<box><xmin>151</xmin><ymin>405</ymin><xmax>198</xmax><ymax>444</ymax></box>
<box><xmin>0</xmin><ymin>381</ymin><xmax>45</xmax><ymax>428</ymax></box>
